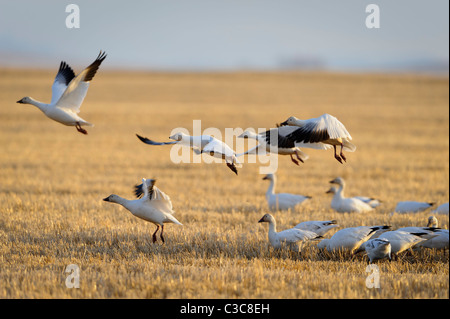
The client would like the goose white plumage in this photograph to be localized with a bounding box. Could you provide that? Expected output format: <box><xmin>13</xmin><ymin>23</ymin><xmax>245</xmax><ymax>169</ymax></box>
<box><xmin>103</xmin><ymin>178</ymin><xmax>182</xmax><ymax>243</ymax></box>
<box><xmin>136</xmin><ymin>132</ymin><xmax>241</xmax><ymax>175</ymax></box>
<box><xmin>377</xmin><ymin>230</ymin><xmax>435</xmax><ymax>255</ymax></box>
<box><xmin>317</xmin><ymin>225</ymin><xmax>390</xmax><ymax>254</ymax></box>
<box><xmin>258</xmin><ymin>213</ymin><xmax>321</xmax><ymax>251</ymax></box>
<box><xmin>262</xmin><ymin>173</ymin><xmax>311</xmax><ymax>211</ymax></box>
<box><xmin>17</xmin><ymin>51</ymin><xmax>107</xmax><ymax>135</ymax></box>
<box><xmin>364</xmin><ymin>238</ymin><xmax>392</xmax><ymax>263</ymax></box>
<box><xmin>237</xmin><ymin>127</ymin><xmax>315</xmax><ymax>165</ymax></box>
<box><xmin>326</xmin><ymin>186</ymin><xmax>381</xmax><ymax>208</ymax></box>
<box><xmin>279</xmin><ymin>113</ymin><xmax>356</xmax><ymax>163</ymax></box>
<box><xmin>294</xmin><ymin>220</ymin><xmax>339</xmax><ymax>237</ymax></box>
<box><xmin>417</xmin><ymin>216</ymin><xmax>449</xmax><ymax>250</ymax></box>
<box><xmin>393</xmin><ymin>201</ymin><xmax>435</xmax><ymax>213</ymax></box>
<box><xmin>327</xmin><ymin>177</ymin><xmax>374</xmax><ymax>213</ymax></box>
<box><xmin>432</xmin><ymin>202</ymin><xmax>449</xmax><ymax>215</ymax></box>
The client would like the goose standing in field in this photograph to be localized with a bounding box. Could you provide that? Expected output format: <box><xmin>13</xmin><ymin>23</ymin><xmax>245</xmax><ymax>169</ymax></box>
<box><xmin>317</xmin><ymin>225</ymin><xmax>391</xmax><ymax>254</ymax></box>
<box><xmin>258</xmin><ymin>214</ymin><xmax>321</xmax><ymax>251</ymax></box>
<box><xmin>377</xmin><ymin>230</ymin><xmax>436</xmax><ymax>256</ymax></box>
<box><xmin>364</xmin><ymin>238</ymin><xmax>392</xmax><ymax>263</ymax></box>
<box><xmin>432</xmin><ymin>202</ymin><xmax>449</xmax><ymax>215</ymax></box>
<box><xmin>136</xmin><ymin>132</ymin><xmax>241</xmax><ymax>175</ymax></box>
<box><xmin>393</xmin><ymin>201</ymin><xmax>435</xmax><ymax>214</ymax></box>
<box><xmin>294</xmin><ymin>220</ymin><xmax>339</xmax><ymax>237</ymax></box>
<box><xmin>16</xmin><ymin>51</ymin><xmax>107</xmax><ymax>134</ymax></box>
<box><xmin>103</xmin><ymin>178</ymin><xmax>182</xmax><ymax>243</ymax></box>
<box><xmin>278</xmin><ymin>113</ymin><xmax>356</xmax><ymax>163</ymax></box>
<box><xmin>262</xmin><ymin>173</ymin><xmax>311</xmax><ymax>211</ymax></box>
<box><xmin>327</xmin><ymin>177</ymin><xmax>374</xmax><ymax>213</ymax></box>
<box><xmin>237</xmin><ymin>127</ymin><xmax>315</xmax><ymax>165</ymax></box>
<box><xmin>326</xmin><ymin>186</ymin><xmax>381</xmax><ymax>208</ymax></box>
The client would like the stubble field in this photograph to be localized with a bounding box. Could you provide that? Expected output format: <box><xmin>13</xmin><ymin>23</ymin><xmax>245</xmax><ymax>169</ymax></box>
<box><xmin>0</xmin><ymin>68</ymin><xmax>448</xmax><ymax>299</ymax></box>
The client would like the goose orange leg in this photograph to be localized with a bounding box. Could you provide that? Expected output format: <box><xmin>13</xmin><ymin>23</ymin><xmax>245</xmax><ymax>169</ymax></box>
<box><xmin>295</xmin><ymin>150</ymin><xmax>305</xmax><ymax>163</ymax></box>
<box><xmin>160</xmin><ymin>225</ymin><xmax>165</xmax><ymax>243</ymax></box>
<box><xmin>290</xmin><ymin>154</ymin><xmax>299</xmax><ymax>165</ymax></box>
<box><xmin>152</xmin><ymin>225</ymin><xmax>160</xmax><ymax>243</ymax></box>
<box><xmin>340</xmin><ymin>143</ymin><xmax>347</xmax><ymax>162</ymax></box>
<box><xmin>75</xmin><ymin>122</ymin><xmax>88</xmax><ymax>135</ymax></box>
<box><xmin>333</xmin><ymin>145</ymin><xmax>343</xmax><ymax>164</ymax></box>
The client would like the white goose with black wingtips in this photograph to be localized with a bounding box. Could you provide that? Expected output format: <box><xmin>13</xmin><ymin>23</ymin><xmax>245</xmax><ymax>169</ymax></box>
<box><xmin>136</xmin><ymin>132</ymin><xmax>241</xmax><ymax>175</ymax></box>
<box><xmin>16</xmin><ymin>51</ymin><xmax>107</xmax><ymax>134</ymax></box>
<box><xmin>278</xmin><ymin>113</ymin><xmax>355</xmax><ymax>163</ymax></box>
<box><xmin>103</xmin><ymin>178</ymin><xmax>182</xmax><ymax>243</ymax></box>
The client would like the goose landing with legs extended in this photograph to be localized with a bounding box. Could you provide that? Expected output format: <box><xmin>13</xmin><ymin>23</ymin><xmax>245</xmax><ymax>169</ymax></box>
<box><xmin>103</xmin><ymin>178</ymin><xmax>182</xmax><ymax>243</ymax></box>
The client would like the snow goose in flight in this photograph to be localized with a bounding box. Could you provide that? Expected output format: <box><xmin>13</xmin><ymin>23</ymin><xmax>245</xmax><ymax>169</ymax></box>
<box><xmin>17</xmin><ymin>51</ymin><xmax>107</xmax><ymax>134</ymax></box>
<box><xmin>327</xmin><ymin>177</ymin><xmax>374</xmax><ymax>213</ymax></box>
<box><xmin>262</xmin><ymin>173</ymin><xmax>311</xmax><ymax>211</ymax></box>
<box><xmin>136</xmin><ymin>132</ymin><xmax>241</xmax><ymax>175</ymax></box>
<box><xmin>294</xmin><ymin>220</ymin><xmax>339</xmax><ymax>237</ymax></box>
<box><xmin>326</xmin><ymin>186</ymin><xmax>381</xmax><ymax>208</ymax></box>
<box><xmin>237</xmin><ymin>127</ymin><xmax>316</xmax><ymax>165</ymax></box>
<box><xmin>103</xmin><ymin>178</ymin><xmax>182</xmax><ymax>243</ymax></box>
<box><xmin>317</xmin><ymin>225</ymin><xmax>390</xmax><ymax>254</ymax></box>
<box><xmin>258</xmin><ymin>213</ymin><xmax>321</xmax><ymax>251</ymax></box>
<box><xmin>364</xmin><ymin>238</ymin><xmax>392</xmax><ymax>263</ymax></box>
<box><xmin>278</xmin><ymin>114</ymin><xmax>355</xmax><ymax>163</ymax></box>
<box><xmin>393</xmin><ymin>201</ymin><xmax>435</xmax><ymax>214</ymax></box>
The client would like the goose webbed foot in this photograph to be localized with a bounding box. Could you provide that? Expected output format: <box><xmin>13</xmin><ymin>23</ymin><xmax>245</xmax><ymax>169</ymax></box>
<box><xmin>75</xmin><ymin>123</ymin><xmax>88</xmax><ymax>135</ymax></box>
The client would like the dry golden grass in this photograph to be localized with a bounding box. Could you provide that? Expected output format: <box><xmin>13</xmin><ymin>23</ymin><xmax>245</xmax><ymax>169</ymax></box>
<box><xmin>0</xmin><ymin>68</ymin><xmax>448</xmax><ymax>299</ymax></box>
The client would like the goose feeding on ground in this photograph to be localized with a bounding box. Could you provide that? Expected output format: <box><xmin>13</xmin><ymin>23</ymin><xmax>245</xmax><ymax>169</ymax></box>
<box><xmin>103</xmin><ymin>178</ymin><xmax>182</xmax><ymax>243</ymax></box>
<box><xmin>262</xmin><ymin>173</ymin><xmax>311</xmax><ymax>211</ymax></box>
<box><xmin>317</xmin><ymin>225</ymin><xmax>390</xmax><ymax>254</ymax></box>
<box><xmin>432</xmin><ymin>203</ymin><xmax>449</xmax><ymax>215</ymax></box>
<box><xmin>16</xmin><ymin>51</ymin><xmax>107</xmax><ymax>134</ymax></box>
<box><xmin>326</xmin><ymin>186</ymin><xmax>381</xmax><ymax>208</ymax></box>
<box><xmin>258</xmin><ymin>213</ymin><xmax>321</xmax><ymax>251</ymax></box>
<box><xmin>420</xmin><ymin>228</ymin><xmax>449</xmax><ymax>250</ymax></box>
<box><xmin>327</xmin><ymin>177</ymin><xmax>374</xmax><ymax>213</ymax></box>
<box><xmin>377</xmin><ymin>230</ymin><xmax>436</xmax><ymax>255</ymax></box>
<box><xmin>393</xmin><ymin>201</ymin><xmax>435</xmax><ymax>214</ymax></box>
<box><xmin>237</xmin><ymin>127</ymin><xmax>317</xmax><ymax>165</ymax></box>
<box><xmin>136</xmin><ymin>132</ymin><xmax>241</xmax><ymax>175</ymax></box>
<box><xmin>414</xmin><ymin>216</ymin><xmax>449</xmax><ymax>250</ymax></box>
<box><xmin>294</xmin><ymin>220</ymin><xmax>339</xmax><ymax>237</ymax></box>
<box><xmin>278</xmin><ymin>113</ymin><xmax>356</xmax><ymax>163</ymax></box>
<box><xmin>364</xmin><ymin>238</ymin><xmax>392</xmax><ymax>263</ymax></box>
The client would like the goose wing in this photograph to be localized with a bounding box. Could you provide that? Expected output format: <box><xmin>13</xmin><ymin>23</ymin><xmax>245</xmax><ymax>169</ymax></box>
<box><xmin>202</xmin><ymin>138</ymin><xmax>239</xmax><ymax>164</ymax></box>
<box><xmin>55</xmin><ymin>51</ymin><xmax>107</xmax><ymax>112</ymax></box>
<box><xmin>276</xmin><ymin>126</ymin><xmax>331</xmax><ymax>150</ymax></box>
<box><xmin>136</xmin><ymin>134</ymin><xmax>178</xmax><ymax>145</ymax></box>
<box><xmin>51</xmin><ymin>61</ymin><xmax>76</xmax><ymax>105</ymax></box>
<box><xmin>135</xmin><ymin>179</ymin><xmax>174</xmax><ymax>214</ymax></box>
<box><xmin>285</xmin><ymin>114</ymin><xmax>351</xmax><ymax>144</ymax></box>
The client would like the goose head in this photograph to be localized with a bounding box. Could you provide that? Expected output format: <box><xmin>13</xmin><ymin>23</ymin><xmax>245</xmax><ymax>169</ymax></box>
<box><xmin>279</xmin><ymin>116</ymin><xmax>298</xmax><ymax>126</ymax></box>
<box><xmin>262</xmin><ymin>173</ymin><xmax>274</xmax><ymax>181</ymax></box>
<box><xmin>258</xmin><ymin>213</ymin><xmax>275</xmax><ymax>224</ymax></box>
<box><xmin>238</xmin><ymin>130</ymin><xmax>256</xmax><ymax>139</ymax></box>
<box><xmin>326</xmin><ymin>186</ymin><xmax>338</xmax><ymax>194</ymax></box>
<box><xmin>329</xmin><ymin>177</ymin><xmax>345</xmax><ymax>187</ymax></box>
<box><xmin>169</xmin><ymin>132</ymin><xmax>186</xmax><ymax>141</ymax></box>
<box><xmin>427</xmin><ymin>215</ymin><xmax>438</xmax><ymax>228</ymax></box>
<box><xmin>103</xmin><ymin>194</ymin><xmax>120</xmax><ymax>203</ymax></box>
<box><xmin>16</xmin><ymin>97</ymin><xmax>32</xmax><ymax>104</ymax></box>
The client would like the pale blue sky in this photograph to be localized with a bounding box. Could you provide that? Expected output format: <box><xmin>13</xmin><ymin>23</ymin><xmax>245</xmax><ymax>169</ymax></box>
<box><xmin>0</xmin><ymin>0</ymin><xmax>448</xmax><ymax>73</ymax></box>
